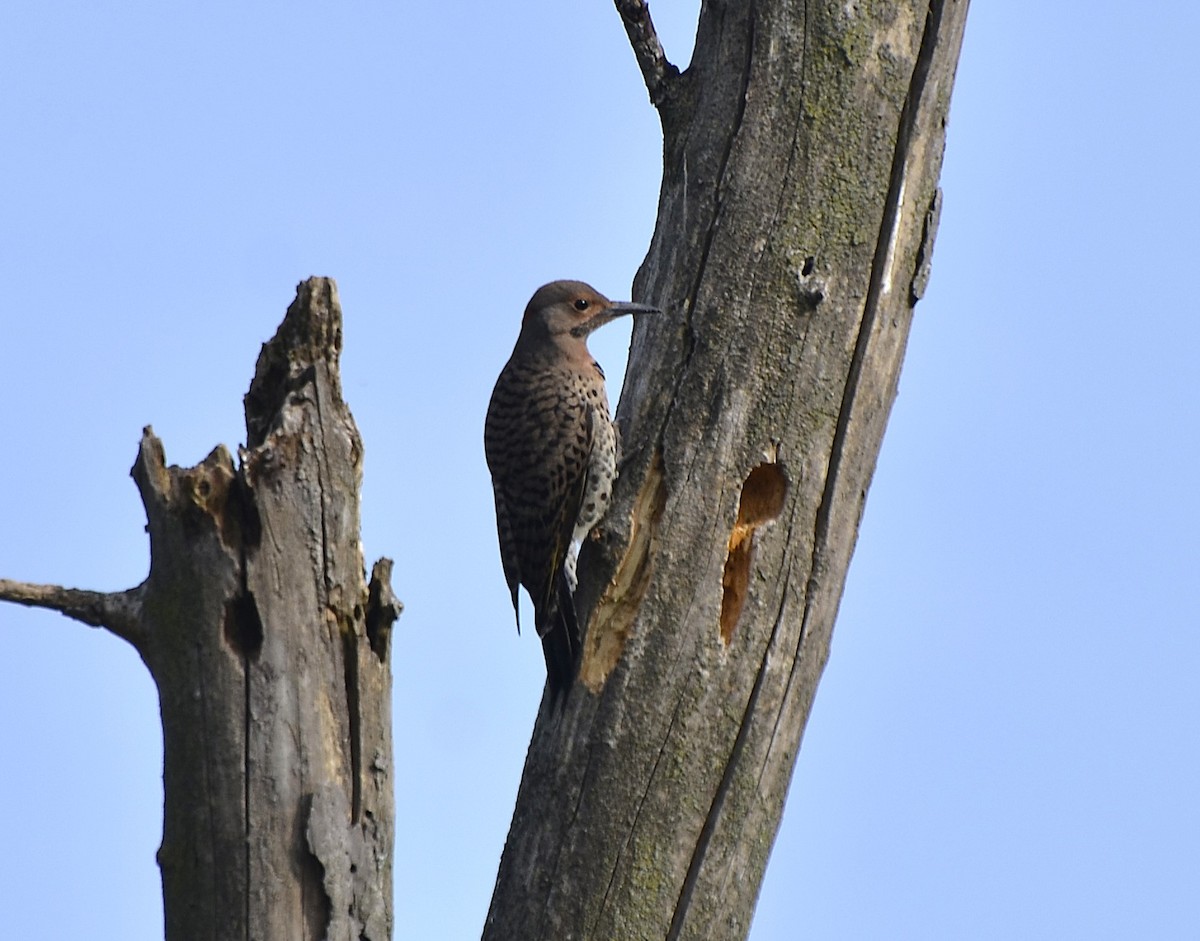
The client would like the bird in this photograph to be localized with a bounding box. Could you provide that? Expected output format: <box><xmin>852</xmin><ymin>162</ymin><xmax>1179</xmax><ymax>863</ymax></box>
<box><xmin>485</xmin><ymin>280</ymin><xmax>660</xmax><ymax>703</ymax></box>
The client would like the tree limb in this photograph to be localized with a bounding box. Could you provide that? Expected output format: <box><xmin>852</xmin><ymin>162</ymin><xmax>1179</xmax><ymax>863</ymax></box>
<box><xmin>0</xmin><ymin>579</ymin><xmax>145</xmax><ymax>646</ymax></box>
<box><xmin>614</xmin><ymin>0</ymin><xmax>678</xmax><ymax>107</ymax></box>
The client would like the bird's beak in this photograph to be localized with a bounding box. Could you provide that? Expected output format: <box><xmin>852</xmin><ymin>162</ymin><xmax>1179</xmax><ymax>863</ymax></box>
<box><xmin>572</xmin><ymin>299</ymin><xmax>662</xmax><ymax>337</ymax></box>
<box><xmin>607</xmin><ymin>301</ymin><xmax>662</xmax><ymax>317</ymax></box>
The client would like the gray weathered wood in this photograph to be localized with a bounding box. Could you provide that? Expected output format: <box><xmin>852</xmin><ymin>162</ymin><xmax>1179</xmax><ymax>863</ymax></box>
<box><xmin>483</xmin><ymin>2</ymin><xmax>970</xmax><ymax>939</ymax></box>
<box><xmin>0</xmin><ymin>278</ymin><xmax>398</xmax><ymax>941</ymax></box>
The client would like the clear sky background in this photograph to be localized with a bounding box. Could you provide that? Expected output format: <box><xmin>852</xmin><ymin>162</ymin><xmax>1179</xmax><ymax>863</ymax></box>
<box><xmin>2</xmin><ymin>3</ymin><xmax>1197</xmax><ymax>939</ymax></box>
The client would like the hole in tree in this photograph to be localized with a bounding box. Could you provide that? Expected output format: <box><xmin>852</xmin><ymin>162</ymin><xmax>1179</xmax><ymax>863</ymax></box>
<box><xmin>719</xmin><ymin>462</ymin><xmax>788</xmax><ymax>644</ymax></box>
<box><xmin>222</xmin><ymin>591</ymin><xmax>264</xmax><ymax>658</ymax></box>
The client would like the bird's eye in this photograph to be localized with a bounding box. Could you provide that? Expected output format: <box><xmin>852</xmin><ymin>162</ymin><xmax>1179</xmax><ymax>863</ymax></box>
<box><xmin>573</xmin><ymin>298</ymin><xmax>589</xmax><ymax>311</ymax></box>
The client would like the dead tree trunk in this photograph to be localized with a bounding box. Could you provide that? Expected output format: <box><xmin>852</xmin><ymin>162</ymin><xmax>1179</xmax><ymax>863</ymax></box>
<box><xmin>0</xmin><ymin>279</ymin><xmax>399</xmax><ymax>941</ymax></box>
<box><xmin>483</xmin><ymin>2</ymin><xmax>969</xmax><ymax>939</ymax></box>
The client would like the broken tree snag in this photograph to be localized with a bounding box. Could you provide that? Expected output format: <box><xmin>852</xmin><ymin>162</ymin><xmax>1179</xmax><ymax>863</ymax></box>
<box><xmin>235</xmin><ymin>277</ymin><xmax>394</xmax><ymax>941</ymax></box>
<box><xmin>132</xmin><ymin>427</ymin><xmax>252</xmax><ymax>941</ymax></box>
<box><xmin>485</xmin><ymin>2</ymin><xmax>969</xmax><ymax>938</ymax></box>
<box><xmin>151</xmin><ymin>278</ymin><xmax>396</xmax><ymax>941</ymax></box>
<box><xmin>0</xmin><ymin>278</ymin><xmax>397</xmax><ymax>941</ymax></box>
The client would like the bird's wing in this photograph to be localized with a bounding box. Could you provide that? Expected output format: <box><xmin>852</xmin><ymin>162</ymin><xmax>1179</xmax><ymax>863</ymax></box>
<box><xmin>533</xmin><ymin>403</ymin><xmax>593</xmax><ymax>639</ymax></box>
<box><xmin>490</xmin><ymin>481</ymin><xmax>523</xmax><ymax>633</ymax></box>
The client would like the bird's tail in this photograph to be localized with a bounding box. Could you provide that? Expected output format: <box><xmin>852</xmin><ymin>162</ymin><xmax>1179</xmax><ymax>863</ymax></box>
<box><xmin>538</xmin><ymin>567</ymin><xmax>582</xmax><ymax>707</ymax></box>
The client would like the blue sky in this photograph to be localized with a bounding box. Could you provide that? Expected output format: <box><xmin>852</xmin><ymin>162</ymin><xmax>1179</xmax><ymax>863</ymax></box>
<box><xmin>2</xmin><ymin>3</ymin><xmax>1198</xmax><ymax>939</ymax></box>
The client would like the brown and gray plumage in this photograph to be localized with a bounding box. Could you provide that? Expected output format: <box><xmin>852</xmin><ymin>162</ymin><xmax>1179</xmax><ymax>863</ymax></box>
<box><xmin>485</xmin><ymin>280</ymin><xmax>659</xmax><ymax>701</ymax></box>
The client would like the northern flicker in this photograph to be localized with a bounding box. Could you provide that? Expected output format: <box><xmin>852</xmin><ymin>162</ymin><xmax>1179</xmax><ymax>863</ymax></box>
<box><xmin>485</xmin><ymin>280</ymin><xmax>660</xmax><ymax>701</ymax></box>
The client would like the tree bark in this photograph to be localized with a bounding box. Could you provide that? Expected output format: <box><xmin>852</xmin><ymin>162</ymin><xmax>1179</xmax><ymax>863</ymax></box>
<box><xmin>483</xmin><ymin>2</ymin><xmax>970</xmax><ymax>939</ymax></box>
<box><xmin>0</xmin><ymin>278</ymin><xmax>399</xmax><ymax>941</ymax></box>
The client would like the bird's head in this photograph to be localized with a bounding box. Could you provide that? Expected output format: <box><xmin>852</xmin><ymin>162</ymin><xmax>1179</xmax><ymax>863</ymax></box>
<box><xmin>518</xmin><ymin>280</ymin><xmax>660</xmax><ymax>349</ymax></box>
